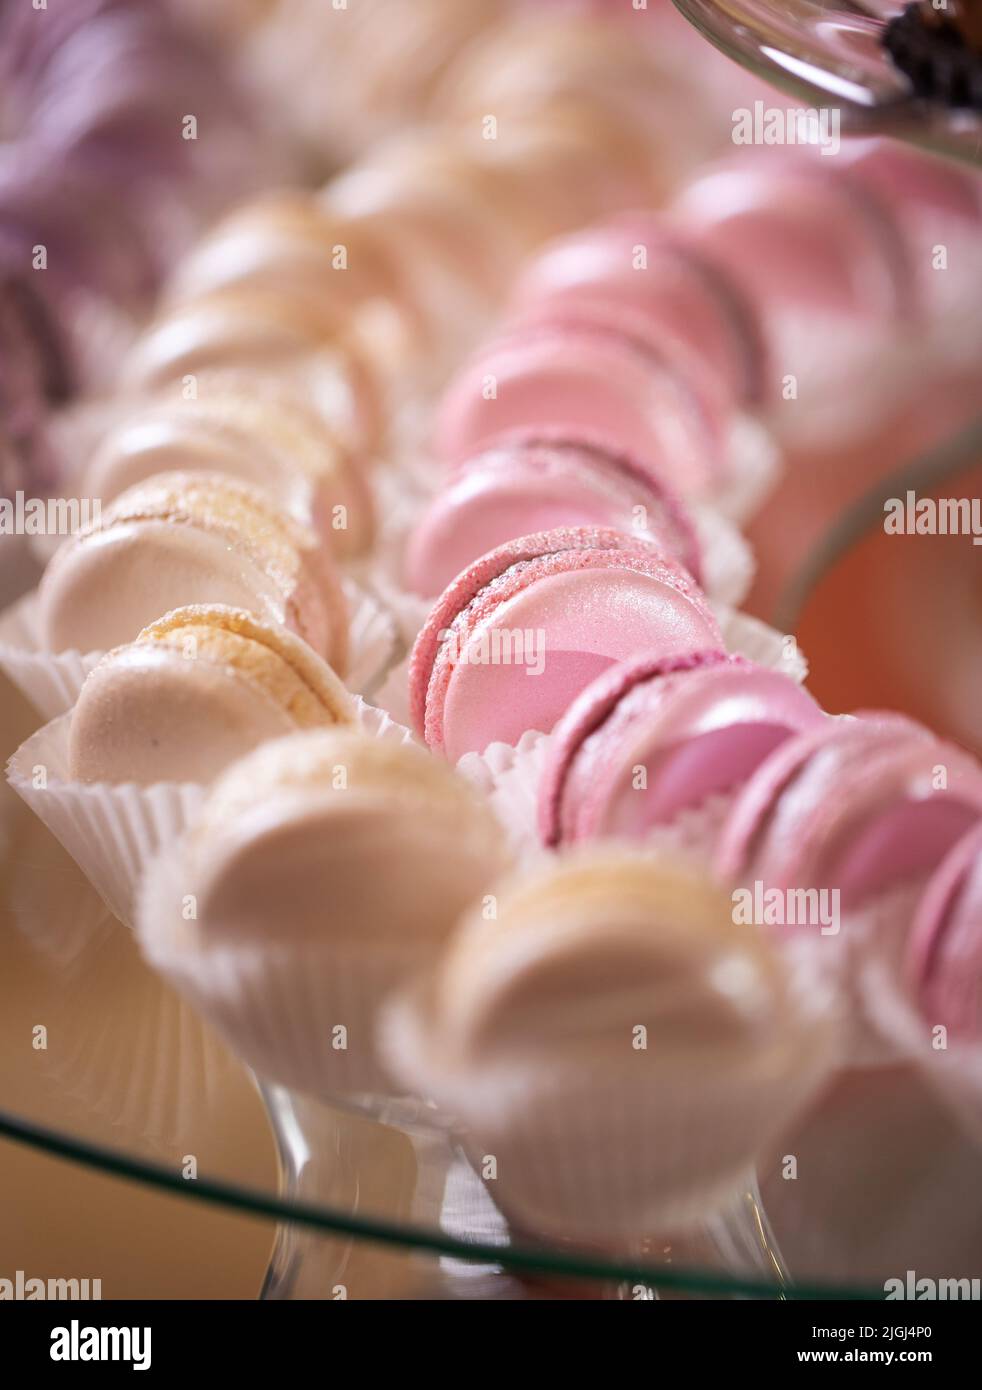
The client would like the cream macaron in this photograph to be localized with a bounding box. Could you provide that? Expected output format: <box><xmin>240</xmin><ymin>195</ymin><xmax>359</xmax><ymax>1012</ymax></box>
<box><xmin>162</xmin><ymin>192</ymin><xmax>397</xmax><ymax>312</ymax></box>
<box><xmin>138</xmin><ymin>726</ymin><xmax>512</xmax><ymax>1097</ymax></box>
<box><xmin>120</xmin><ymin>286</ymin><xmax>382</xmax><ymax>453</ymax></box>
<box><xmin>383</xmin><ymin>850</ymin><xmax>836</xmax><ymax>1243</ymax></box>
<box><xmin>83</xmin><ymin>373</ymin><xmax>375</xmax><ymax>558</ymax></box>
<box><xmin>68</xmin><ymin>605</ymin><xmax>354</xmax><ymax>786</ymax></box>
<box><xmin>37</xmin><ymin>471</ymin><xmax>348</xmax><ymax>672</ymax></box>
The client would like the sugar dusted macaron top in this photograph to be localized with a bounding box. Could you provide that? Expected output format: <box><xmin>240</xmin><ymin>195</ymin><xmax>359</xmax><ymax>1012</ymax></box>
<box><xmin>405</xmin><ymin>431</ymin><xmax>702</xmax><ymax>598</ymax></box>
<box><xmin>408</xmin><ymin>525</ymin><xmax>721</xmax><ymax>761</ymax></box>
<box><xmin>84</xmin><ymin>372</ymin><xmax>375</xmax><ymax>559</ymax></box>
<box><xmin>39</xmin><ymin>470</ymin><xmax>348</xmax><ymax>672</ymax></box>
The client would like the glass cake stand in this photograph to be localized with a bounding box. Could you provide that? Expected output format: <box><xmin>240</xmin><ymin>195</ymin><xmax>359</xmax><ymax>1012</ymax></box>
<box><xmin>671</xmin><ymin>0</ymin><xmax>982</xmax><ymax>166</ymax></box>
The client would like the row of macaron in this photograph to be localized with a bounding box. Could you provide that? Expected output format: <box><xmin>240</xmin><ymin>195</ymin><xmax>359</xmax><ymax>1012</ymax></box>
<box><xmin>402</xmin><ymin>527</ymin><xmax>982</xmax><ymax>1045</ymax></box>
<box><xmin>7</xmin><ymin>486</ymin><xmax>980</xmax><ymax>1067</ymax></box>
<box><xmin>121</xmin><ymin>646</ymin><xmax>980</xmax><ymax>1248</ymax></box>
<box><xmin>124</xmin><ymin>685</ymin><xmax>980</xmax><ymax>1245</ymax></box>
<box><xmin>430</xmin><ymin>140</ymin><xmax>982</xmax><ymax>485</ymax></box>
<box><xmin>134</xmin><ymin>730</ymin><xmax>837</xmax><ymax>1244</ymax></box>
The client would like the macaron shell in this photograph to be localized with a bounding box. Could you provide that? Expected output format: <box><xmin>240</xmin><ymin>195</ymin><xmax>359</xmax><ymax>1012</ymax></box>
<box><xmin>715</xmin><ymin>717</ymin><xmax>921</xmax><ymax>886</ymax></box>
<box><xmin>438</xmin><ymin>564</ymin><xmax>721</xmax><ymax>760</ymax></box>
<box><xmin>543</xmin><ymin>656</ymin><xmax>825</xmax><ymax>845</ymax></box>
<box><xmin>39</xmin><ymin>519</ymin><xmax>292</xmax><ymax>654</ymax></box>
<box><xmin>38</xmin><ymin>471</ymin><xmax>349</xmax><ymax>671</ymax></box>
<box><xmin>405</xmin><ymin>436</ymin><xmax>701</xmax><ymax>597</ymax></box>
<box><xmin>674</xmin><ymin>164</ymin><xmax>905</xmax><ymax>405</ymax></box>
<box><xmin>84</xmin><ymin>402</ymin><xmax>375</xmax><ymax>563</ymax></box>
<box><xmin>409</xmin><ymin>526</ymin><xmax>714</xmax><ymax>740</ymax></box>
<box><xmin>434</xmin><ymin>853</ymin><xmax>787</xmax><ymax>1065</ymax></box>
<box><xmin>510</xmin><ymin>219</ymin><xmax>762</xmax><ymax>405</ymax></box>
<box><xmin>194</xmin><ymin>800</ymin><xmax>504</xmax><ymax>948</ymax></box>
<box><xmin>68</xmin><ymin>644</ymin><xmax>311</xmax><ymax>786</ymax></box>
<box><xmin>190</xmin><ymin>729</ymin><xmax>510</xmax><ymax>945</ymax></box>
<box><xmin>139</xmin><ymin>604</ymin><xmax>354</xmax><ymax>727</ymax></box>
<box><xmin>84</xmin><ymin>412</ymin><xmax>292</xmax><ymax>511</ymax></box>
<box><xmin>907</xmin><ymin>826</ymin><xmax>982</xmax><ymax>1039</ymax></box>
<box><xmin>122</xmin><ymin>289</ymin><xmax>344</xmax><ymax>387</ymax></box>
<box><xmin>434</xmin><ymin>324</ymin><xmax>723</xmax><ymax>498</ymax></box>
<box><xmin>717</xmin><ymin>718</ymin><xmax>982</xmax><ymax>911</ymax></box>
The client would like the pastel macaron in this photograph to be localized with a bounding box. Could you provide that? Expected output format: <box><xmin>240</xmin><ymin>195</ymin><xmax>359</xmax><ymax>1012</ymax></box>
<box><xmin>121</xmin><ymin>287</ymin><xmax>382</xmax><ymax>453</ymax></box>
<box><xmin>382</xmin><ymin>850</ymin><xmax>836</xmax><ymax>1241</ymax></box>
<box><xmin>672</xmin><ymin>158</ymin><xmax>907</xmax><ymax>427</ymax></box>
<box><xmin>715</xmin><ymin>715</ymin><xmax>982</xmax><ymax>916</ymax></box>
<box><xmin>83</xmin><ymin>373</ymin><xmax>375</xmax><ymax>558</ymax></box>
<box><xmin>408</xmin><ymin>526</ymin><xmax>722</xmax><ymax>761</ymax></box>
<box><xmin>539</xmin><ymin>650</ymin><xmax>826</xmax><ymax>847</ymax></box>
<box><xmin>508</xmin><ymin>216</ymin><xmax>764</xmax><ymax>407</ymax></box>
<box><xmin>162</xmin><ymin>192</ymin><xmax>397</xmax><ymax>315</ymax></box>
<box><xmin>37</xmin><ymin>471</ymin><xmax>349</xmax><ymax>673</ymax></box>
<box><xmin>138</xmin><ymin>726</ymin><xmax>511</xmax><ymax>1097</ymax></box>
<box><xmin>69</xmin><ymin>605</ymin><xmax>354</xmax><ymax>786</ymax></box>
<box><xmin>434</xmin><ymin>319</ymin><xmax>728</xmax><ymax>501</ymax></box>
<box><xmin>405</xmin><ymin>432</ymin><xmax>702</xmax><ymax>598</ymax></box>
<box><xmin>906</xmin><ymin>825</ymin><xmax>982</xmax><ymax>1041</ymax></box>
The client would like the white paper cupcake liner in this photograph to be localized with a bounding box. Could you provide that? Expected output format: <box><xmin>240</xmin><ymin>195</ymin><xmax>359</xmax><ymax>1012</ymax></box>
<box><xmin>5</xmin><ymin>696</ymin><xmax>417</xmax><ymax>931</ymax></box>
<box><xmin>850</xmin><ymin>887</ymin><xmax>982</xmax><ymax>1140</ymax></box>
<box><xmin>342</xmin><ymin>577</ymin><xmax>399</xmax><ymax>696</ymax></box>
<box><xmin>381</xmin><ymin>973</ymin><xmax>836</xmax><ymax>1245</ymax></box>
<box><xmin>716</xmin><ymin>412</ymin><xmax>781</xmax><ymax>523</ymax></box>
<box><xmin>713</xmin><ymin>604</ymin><xmax>809</xmax><ymax>684</ymax></box>
<box><xmin>0</xmin><ymin>581</ymin><xmax>397</xmax><ymax>724</ymax></box>
<box><xmin>691</xmin><ymin>505</ymin><xmax>755</xmax><ymax>608</ymax></box>
<box><xmin>0</xmin><ymin>591</ymin><xmax>101</xmax><ymax>723</ymax></box>
<box><xmin>5</xmin><ymin>713</ymin><xmax>206</xmax><ymax>928</ymax></box>
<box><xmin>138</xmin><ymin>805</ymin><xmax>436</xmax><ymax>1102</ymax></box>
<box><xmin>457</xmin><ymin>730</ymin><xmax>554</xmax><ymax>861</ymax></box>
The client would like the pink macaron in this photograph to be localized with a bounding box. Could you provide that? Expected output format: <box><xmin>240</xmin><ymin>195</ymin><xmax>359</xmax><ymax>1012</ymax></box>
<box><xmin>433</xmin><ymin>318</ymin><xmax>728</xmax><ymax>501</ymax></box>
<box><xmin>906</xmin><ymin>824</ymin><xmax>982</xmax><ymax>1041</ymax></box>
<box><xmin>715</xmin><ymin>714</ymin><xmax>982</xmax><ymax>918</ymax></box>
<box><xmin>672</xmin><ymin>156</ymin><xmax>910</xmax><ymax>412</ymax></box>
<box><xmin>838</xmin><ymin>142</ymin><xmax>982</xmax><ymax>333</ymax></box>
<box><xmin>405</xmin><ymin>431</ymin><xmax>702</xmax><ymax>598</ymax></box>
<box><xmin>508</xmin><ymin>215</ymin><xmax>764</xmax><ymax>406</ymax></box>
<box><xmin>539</xmin><ymin>650</ymin><xmax>826</xmax><ymax>847</ymax></box>
<box><xmin>408</xmin><ymin>526</ymin><xmax>722</xmax><ymax>761</ymax></box>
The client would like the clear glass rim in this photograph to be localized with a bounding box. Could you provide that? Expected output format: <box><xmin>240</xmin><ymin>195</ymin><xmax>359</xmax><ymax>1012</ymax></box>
<box><xmin>0</xmin><ymin>1105</ymin><xmax>884</xmax><ymax>1298</ymax></box>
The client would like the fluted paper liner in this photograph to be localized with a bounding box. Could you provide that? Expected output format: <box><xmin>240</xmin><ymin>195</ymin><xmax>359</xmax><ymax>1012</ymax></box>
<box><xmin>0</xmin><ymin>591</ymin><xmax>100</xmax><ymax>723</ymax></box>
<box><xmin>380</xmin><ymin>956</ymin><xmax>837</xmax><ymax>1244</ymax></box>
<box><xmin>853</xmin><ymin>886</ymin><xmax>982</xmax><ymax>1139</ymax></box>
<box><xmin>6</xmin><ymin>698</ymin><xmax>417</xmax><ymax>931</ymax></box>
<box><xmin>6</xmin><ymin>713</ymin><xmax>206</xmax><ymax>928</ymax></box>
<box><xmin>136</xmin><ymin>704</ymin><xmax>444</xmax><ymax>1104</ymax></box>
<box><xmin>0</xmin><ymin>580</ymin><xmax>398</xmax><ymax>724</ymax></box>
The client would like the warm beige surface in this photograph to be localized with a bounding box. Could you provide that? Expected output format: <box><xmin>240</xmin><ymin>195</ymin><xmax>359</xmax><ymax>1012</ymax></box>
<box><xmin>0</xmin><ymin>669</ymin><xmax>277</xmax><ymax>1298</ymax></box>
